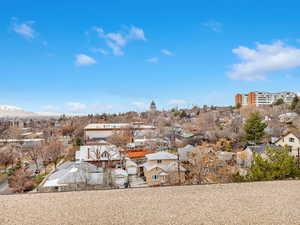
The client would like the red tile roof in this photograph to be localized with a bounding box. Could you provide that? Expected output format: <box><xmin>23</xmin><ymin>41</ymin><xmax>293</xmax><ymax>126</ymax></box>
<box><xmin>123</xmin><ymin>150</ymin><xmax>156</xmax><ymax>159</ymax></box>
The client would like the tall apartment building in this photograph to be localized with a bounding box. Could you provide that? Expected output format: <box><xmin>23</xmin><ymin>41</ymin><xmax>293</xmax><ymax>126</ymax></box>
<box><xmin>235</xmin><ymin>92</ymin><xmax>296</xmax><ymax>106</ymax></box>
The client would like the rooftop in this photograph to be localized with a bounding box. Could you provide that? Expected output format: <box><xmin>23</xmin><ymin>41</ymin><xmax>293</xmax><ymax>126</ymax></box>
<box><xmin>84</xmin><ymin>123</ymin><xmax>155</xmax><ymax>130</ymax></box>
<box><xmin>146</xmin><ymin>151</ymin><xmax>178</xmax><ymax>160</ymax></box>
<box><xmin>1</xmin><ymin>181</ymin><xmax>300</xmax><ymax>225</ymax></box>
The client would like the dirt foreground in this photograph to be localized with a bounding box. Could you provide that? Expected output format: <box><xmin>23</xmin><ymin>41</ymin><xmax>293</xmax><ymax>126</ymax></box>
<box><xmin>1</xmin><ymin>180</ymin><xmax>300</xmax><ymax>225</ymax></box>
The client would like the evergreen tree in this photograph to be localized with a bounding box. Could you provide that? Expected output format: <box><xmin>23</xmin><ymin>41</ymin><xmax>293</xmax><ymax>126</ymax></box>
<box><xmin>243</xmin><ymin>112</ymin><xmax>267</xmax><ymax>144</ymax></box>
<box><xmin>247</xmin><ymin>147</ymin><xmax>300</xmax><ymax>181</ymax></box>
<box><xmin>273</xmin><ymin>98</ymin><xmax>284</xmax><ymax>105</ymax></box>
<box><xmin>75</xmin><ymin>137</ymin><xmax>83</xmax><ymax>146</ymax></box>
<box><xmin>290</xmin><ymin>96</ymin><xmax>299</xmax><ymax>110</ymax></box>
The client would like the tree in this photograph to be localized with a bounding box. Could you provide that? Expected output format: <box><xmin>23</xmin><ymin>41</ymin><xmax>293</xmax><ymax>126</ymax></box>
<box><xmin>243</xmin><ymin>112</ymin><xmax>267</xmax><ymax>145</ymax></box>
<box><xmin>274</xmin><ymin>98</ymin><xmax>284</xmax><ymax>105</ymax></box>
<box><xmin>236</xmin><ymin>103</ymin><xmax>242</xmax><ymax>109</ymax></box>
<box><xmin>25</xmin><ymin>143</ymin><xmax>41</xmax><ymax>171</ymax></box>
<box><xmin>40</xmin><ymin>146</ymin><xmax>51</xmax><ymax>174</ymax></box>
<box><xmin>241</xmin><ymin>147</ymin><xmax>300</xmax><ymax>181</ymax></box>
<box><xmin>90</xmin><ymin>146</ymin><xmax>104</xmax><ymax>168</ymax></box>
<box><xmin>8</xmin><ymin>167</ymin><xmax>34</xmax><ymax>193</ymax></box>
<box><xmin>0</xmin><ymin>127</ymin><xmax>22</xmax><ymax>139</ymax></box>
<box><xmin>0</xmin><ymin>145</ymin><xmax>20</xmax><ymax>171</ymax></box>
<box><xmin>187</xmin><ymin>148</ymin><xmax>233</xmax><ymax>184</ymax></box>
<box><xmin>107</xmin><ymin>128</ymin><xmax>133</xmax><ymax>148</ymax></box>
<box><xmin>46</xmin><ymin>138</ymin><xmax>65</xmax><ymax>170</ymax></box>
<box><xmin>75</xmin><ymin>137</ymin><xmax>83</xmax><ymax>146</ymax></box>
<box><xmin>290</xmin><ymin>96</ymin><xmax>299</xmax><ymax>110</ymax></box>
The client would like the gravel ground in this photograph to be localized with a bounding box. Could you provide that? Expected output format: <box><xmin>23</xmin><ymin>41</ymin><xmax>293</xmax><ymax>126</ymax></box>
<box><xmin>1</xmin><ymin>180</ymin><xmax>300</xmax><ymax>225</ymax></box>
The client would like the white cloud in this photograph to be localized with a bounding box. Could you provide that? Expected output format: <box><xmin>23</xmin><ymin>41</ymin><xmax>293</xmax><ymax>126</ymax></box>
<box><xmin>202</xmin><ymin>20</ymin><xmax>222</xmax><ymax>32</ymax></box>
<box><xmin>41</xmin><ymin>105</ymin><xmax>59</xmax><ymax>112</ymax></box>
<box><xmin>168</xmin><ymin>99</ymin><xmax>187</xmax><ymax>106</ymax></box>
<box><xmin>93</xmin><ymin>25</ymin><xmax>146</xmax><ymax>56</ymax></box>
<box><xmin>107</xmin><ymin>41</ymin><xmax>124</xmax><ymax>56</ymax></box>
<box><xmin>75</xmin><ymin>54</ymin><xmax>96</xmax><ymax>66</ymax></box>
<box><xmin>161</xmin><ymin>49</ymin><xmax>174</xmax><ymax>56</ymax></box>
<box><xmin>228</xmin><ymin>41</ymin><xmax>300</xmax><ymax>81</ymax></box>
<box><xmin>106</xmin><ymin>32</ymin><xmax>127</xmax><ymax>46</ymax></box>
<box><xmin>131</xmin><ymin>102</ymin><xmax>147</xmax><ymax>110</ymax></box>
<box><xmin>12</xmin><ymin>19</ymin><xmax>36</xmax><ymax>39</ymax></box>
<box><xmin>129</xmin><ymin>26</ymin><xmax>146</xmax><ymax>40</ymax></box>
<box><xmin>146</xmin><ymin>57</ymin><xmax>159</xmax><ymax>63</ymax></box>
<box><xmin>66</xmin><ymin>102</ymin><xmax>87</xmax><ymax>112</ymax></box>
<box><xmin>91</xmin><ymin>48</ymin><xmax>109</xmax><ymax>55</ymax></box>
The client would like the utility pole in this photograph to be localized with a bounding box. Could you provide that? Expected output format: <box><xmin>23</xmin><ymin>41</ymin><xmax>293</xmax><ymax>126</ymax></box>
<box><xmin>177</xmin><ymin>146</ymin><xmax>181</xmax><ymax>185</ymax></box>
<box><xmin>298</xmin><ymin>148</ymin><xmax>300</xmax><ymax>169</ymax></box>
<box><xmin>172</xmin><ymin>127</ymin><xmax>181</xmax><ymax>185</ymax></box>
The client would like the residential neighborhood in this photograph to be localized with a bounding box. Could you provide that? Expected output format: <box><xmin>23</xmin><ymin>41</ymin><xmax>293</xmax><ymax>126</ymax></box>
<box><xmin>1</xmin><ymin>94</ymin><xmax>300</xmax><ymax>194</ymax></box>
<box><xmin>3</xmin><ymin>1</ymin><xmax>300</xmax><ymax>224</ymax></box>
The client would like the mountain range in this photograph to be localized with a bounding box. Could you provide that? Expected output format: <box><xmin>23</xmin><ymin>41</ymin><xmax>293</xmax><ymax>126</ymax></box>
<box><xmin>0</xmin><ymin>105</ymin><xmax>59</xmax><ymax>118</ymax></box>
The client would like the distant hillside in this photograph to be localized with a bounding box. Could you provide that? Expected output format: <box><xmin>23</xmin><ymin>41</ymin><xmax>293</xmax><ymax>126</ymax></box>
<box><xmin>0</xmin><ymin>105</ymin><xmax>59</xmax><ymax>118</ymax></box>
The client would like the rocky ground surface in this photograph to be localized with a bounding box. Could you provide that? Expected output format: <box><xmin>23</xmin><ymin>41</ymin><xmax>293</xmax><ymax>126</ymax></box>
<box><xmin>0</xmin><ymin>180</ymin><xmax>300</xmax><ymax>225</ymax></box>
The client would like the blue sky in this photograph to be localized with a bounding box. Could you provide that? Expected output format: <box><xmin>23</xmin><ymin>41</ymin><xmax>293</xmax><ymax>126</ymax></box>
<box><xmin>1</xmin><ymin>0</ymin><xmax>300</xmax><ymax>114</ymax></box>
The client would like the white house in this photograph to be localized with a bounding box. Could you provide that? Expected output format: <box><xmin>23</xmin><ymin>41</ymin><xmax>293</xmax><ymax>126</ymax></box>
<box><xmin>275</xmin><ymin>132</ymin><xmax>300</xmax><ymax>157</ymax></box>
<box><xmin>125</xmin><ymin>159</ymin><xmax>138</xmax><ymax>175</ymax></box>
<box><xmin>76</xmin><ymin>145</ymin><xmax>123</xmax><ymax>168</ymax></box>
<box><xmin>178</xmin><ymin>145</ymin><xmax>196</xmax><ymax>162</ymax></box>
<box><xmin>142</xmin><ymin>151</ymin><xmax>186</xmax><ymax>186</ymax></box>
<box><xmin>43</xmin><ymin>162</ymin><xmax>103</xmax><ymax>190</ymax></box>
<box><xmin>279</xmin><ymin>112</ymin><xmax>298</xmax><ymax>123</ymax></box>
<box><xmin>84</xmin><ymin>123</ymin><xmax>155</xmax><ymax>141</ymax></box>
<box><xmin>84</xmin><ymin>123</ymin><xmax>132</xmax><ymax>140</ymax></box>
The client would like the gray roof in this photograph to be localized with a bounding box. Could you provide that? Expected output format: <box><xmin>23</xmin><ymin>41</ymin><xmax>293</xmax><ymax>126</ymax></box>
<box><xmin>146</xmin><ymin>151</ymin><xmax>178</xmax><ymax>160</ymax></box>
<box><xmin>44</xmin><ymin>161</ymin><xmax>103</xmax><ymax>187</ymax></box>
<box><xmin>245</xmin><ymin>145</ymin><xmax>266</xmax><ymax>153</ymax></box>
<box><xmin>143</xmin><ymin>162</ymin><xmax>186</xmax><ymax>172</ymax></box>
<box><xmin>178</xmin><ymin>145</ymin><xmax>196</xmax><ymax>161</ymax></box>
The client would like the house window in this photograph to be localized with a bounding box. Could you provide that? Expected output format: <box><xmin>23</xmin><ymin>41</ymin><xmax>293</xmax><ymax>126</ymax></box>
<box><xmin>157</xmin><ymin>160</ymin><xmax>162</xmax><ymax>164</ymax></box>
<box><xmin>152</xmin><ymin>175</ymin><xmax>159</xmax><ymax>180</ymax></box>
<box><xmin>289</xmin><ymin>138</ymin><xmax>295</xmax><ymax>143</ymax></box>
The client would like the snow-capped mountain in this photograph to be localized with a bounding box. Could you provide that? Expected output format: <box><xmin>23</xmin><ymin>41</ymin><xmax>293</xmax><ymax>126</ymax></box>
<box><xmin>0</xmin><ymin>105</ymin><xmax>59</xmax><ymax>118</ymax></box>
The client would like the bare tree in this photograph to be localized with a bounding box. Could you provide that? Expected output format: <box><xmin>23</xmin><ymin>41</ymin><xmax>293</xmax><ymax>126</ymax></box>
<box><xmin>25</xmin><ymin>143</ymin><xmax>42</xmax><ymax>171</ymax></box>
<box><xmin>0</xmin><ymin>144</ymin><xmax>20</xmax><ymax>171</ymax></box>
<box><xmin>0</xmin><ymin>127</ymin><xmax>22</xmax><ymax>139</ymax></box>
<box><xmin>8</xmin><ymin>167</ymin><xmax>34</xmax><ymax>193</ymax></box>
<box><xmin>65</xmin><ymin>146</ymin><xmax>78</xmax><ymax>161</ymax></box>
<box><xmin>107</xmin><ymin>128</ymin><xmax>133</xmax><ymax>148</ymax></box>
<box><xmin>40</xmin><ymin>146</ymin><xmax>51</xmax><ymax>174</ymax></box>
<box><xmin>187</xmin><ymin>148</ymin><xmax>233</xmax><ymax>184</ymax></box>
<box><xmin>46</xmin><ymin>138</ymin><xmax>65</xmax><ymax>170</ymax></box>
<box><xmin>90</xmin><ymin>146</ymin><xmax>103</xmax><ymax>168</ymax></box>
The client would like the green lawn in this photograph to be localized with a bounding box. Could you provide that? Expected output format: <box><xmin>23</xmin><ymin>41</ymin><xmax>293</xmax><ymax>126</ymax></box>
<box><xmin>33</xmin><ymin>173</ymin><xmax>48</xmax><ymax>185</ymax></box>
